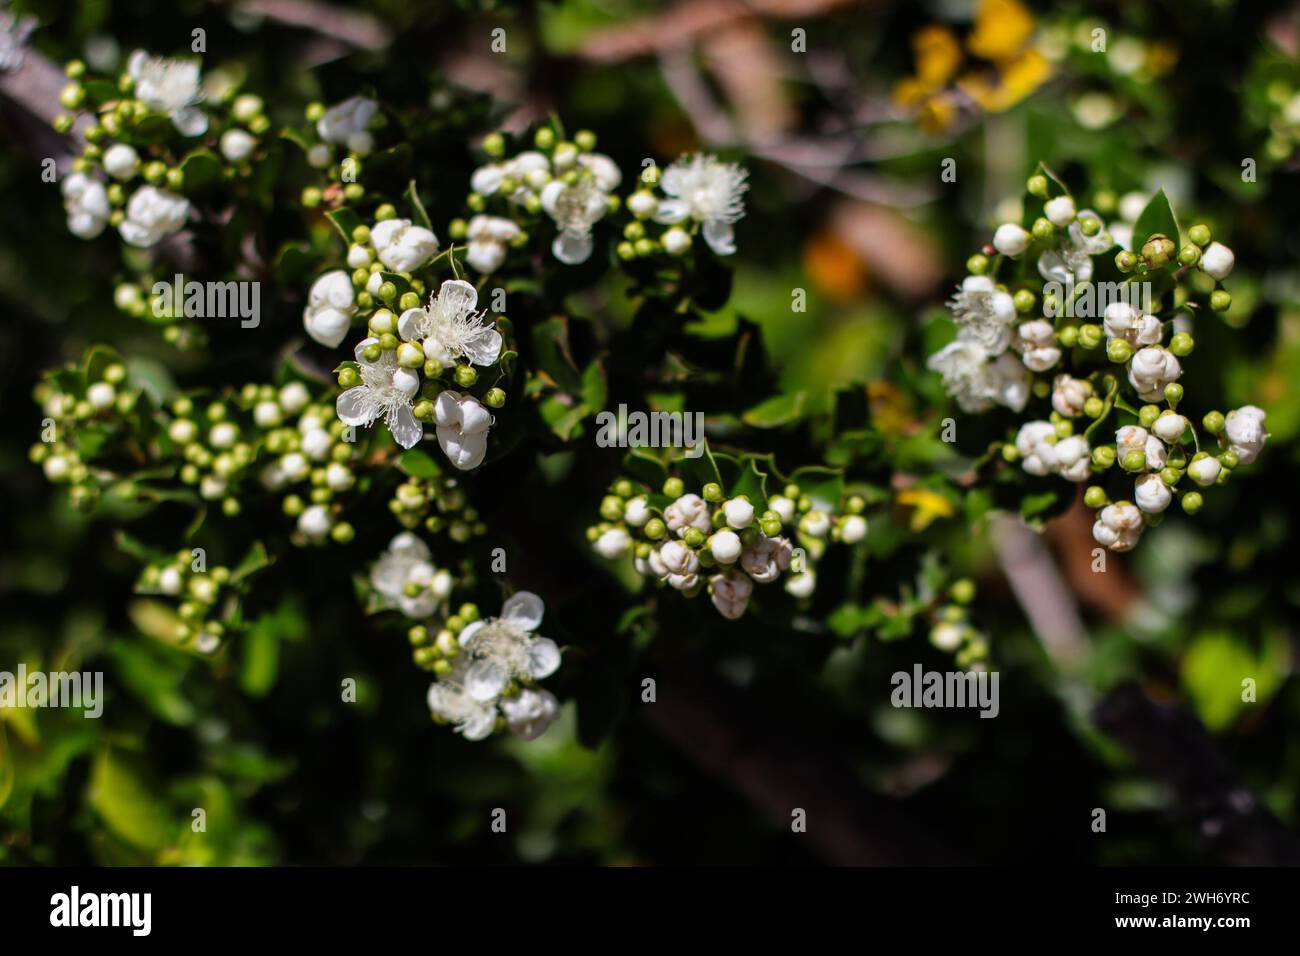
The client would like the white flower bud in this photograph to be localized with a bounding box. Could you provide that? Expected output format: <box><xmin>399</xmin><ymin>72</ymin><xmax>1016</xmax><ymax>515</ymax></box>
<box><xmin>1188</xmin><ymin>456</ymin><xmax>1221</xmax><ymax>486</ymax></box>
<box><xmin>370</xmin><ymin>217</ymin><xmax>439</xmax><ymax>273</ymax></box>
<box><xmin>624</xmin><ymin>496</ymin><xmax>651</xmax><ymax>527</ymax></box>
<box><xmin>840</xmin><ymin>514</ymin><xmax>868</xmax><ymax>543</ymax></box>
<box><xmin>298</xmin><ymin>504</ymin><xmax>332</xmax><ymax>541</ymax></box>
<box><xmin>709</xmin><ymin>530</ymin><xmax>742</xmax><ymax>564</ymax></box>
<box><xmin>210</xmin><ymin>422</ymin><xmax>237</xmax><ymax>449</ymax></box>
<box><xmin>1054</xmin><ymin>435</ymin><xmax>1091</xmax><ymax>482</ymax></box>
<box><xmin>102</xmin><ymin>143</ymin><xmax>140</xmax><ymax>180</ymax></box>
<box><xmin>664</xmin><ymin>493</ymin><xmax>712</xmax><ymax>536</ymax></box>
<box><xmin>158</xmin><ymin>566</ymin><xmax>183</xmax><ymax>596</ymax></box>
<box><xmin>168</xmin><ymin>419</ymin><xmax>196</xmax><ymax>445</ymax></box>
<box><xmin>1093</xmin><ymin>502</ymin><xmax>1143</xmax><ymax>551</ymax></box>
<box><xmin>594</xmin><ymin>527</ymin><xmax>632</xmax><ymax>559</ymax></box>
<box><xmin>219</xmin><ymin>129</ymin><xmax>256</xmax><ymax>163</ymax></box>
<box><xmin>347</xmin><ymin>244</ymin><xmax>372</xmax><ymax>269</ymax></box>
<box><xmin>1051</xmin><ymin>374</ymin><xmax>1091</xmax><ymax>417</ymax></box>
<box><xmin>1016</xmin><ymin>421</ymin><xmax>1058</xmax><ymax>476</ymax></box>
<box><xmin>741</xmin><ymin>536</ymin><xmax>792</xmax><ymax>582</ymax></box>
<box><xmin>303</xmin><ymin>270</ymin><xmax>356</xmax><ymax>349</ymax></box>
<box><xmin>768</xmin><ymin>495</ymin><xmax>795</xmax><ymax>525</ymax></box>
<box><xmin>1134</xmin><ymin>473</ymin><xmax>1172</xmax><ymax>513</ymax></box>
<box><xmin>326</xmin><ymin>462</ymin><xmax>354</xmax><ymax>492</ymax></box>
<box><xmin>307</xmin><ymin>143</ymin><xmax>332</xmax><ymax>168</ymax></box>
<box><xmin>627</xmin><ymin>191</ymin><xmax>658</xmax><ymax>218</ymax></box>
<box><xmin>254</xmin><ymin>400</ymin><xmax>282</xmax><ymax>428</ymax></box>
<box><xmin>43</xmin><ymin>455</ymin><xmax>69</xmax><ymax>481</ymax></box>
<box><xmin>709</xmin><ymin>571</ymin><xmax>753</xmax><ymax>620</ymax></box>
<box><xmin>930</xmin><ymin>623</ymin><xmax>965</xmax><ymax>651</ymax></box>
<box><xmin>785</xmin><ymin>569</ymin><xmax>816</xmax><ymax>598</ymax></box>
<box><xmin>87</xmin><ymin>382</ymin><xmax>116</xmax><ymax>410</ymax></box>
<box><xmin>799</xmin><ymin>510</ymin><xmax>831</xmax><ymax>538</ymax></box>
<box><xmin>346</xmin><ymin>131</ymin><xmax>373</xmax><ymax>156</ymax></box>
<box><xmin>200</xmin><ymin>474</ymin><xmax>227</xmax><ymax>500</ymax></box>
<box><xmin>1200</xmin><ymin>242</ymin><xmax>1235</xmax><ymax>281</ymax></box>
<box><xmin>662</xmin><ymin>228</ymin><xmax>691</xmax><ymax>255</ymax></box>
<box><xmin>301</xmin><ymin>428</ymin><xmax>332</xmax><ymax>461</ymax></box>
<box><xmin>1224</xmin><ymin>405</ymin><xmax>1268</xmax><ymax>464</ymax></box>
<box><xmin>1044</xmin><ymin>196</ymin><xmax>1077</xmax><ymax>226</ymax></box>
<box><xmin>1152</xmin><ymin>412</ymin><xmax>1186</xmax><ymax>444</ymax></box>
<box><xmin>1016</xmin><ymin>319</ymin><xmax>1061</xmax><ymax>372</ymax></box>
<box><xmin>723</xmin><ymin>498</ymin><xmax>754</xmax><ymax>529</ymax></box>
<box><xmin>993</xmin><ymin>222</ymin><xmax>1030</xmax><ymax>257</ymax></box>
<box><xmin>278</xmin><ymin>382</ymin><xmax>311</xmax><ymax>414</ymax></box>
<box><xmin>1127</xmin><ymin>347</ymin><xmax>1181</xmax><ymax>402</ymax></box>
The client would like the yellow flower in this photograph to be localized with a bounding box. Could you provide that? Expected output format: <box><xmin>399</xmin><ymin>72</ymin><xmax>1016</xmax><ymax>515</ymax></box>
<box><xmin>914</xmin><ymin>25</ymin><xmax>963</xmax><ymax>88</ymax></box>
<box><xmin>967</xmin><ymin>0</ymin><xmax>1036</xmax><ymax>62</ymax></box>
<box><xmin>959</xmin><ymin>49</ymin><xmax>1051</xmax><ymax>113</ymax></box>
<box><xmin>896</xmin><ymin>488</ymin><xmax>956</xmax><ymax>532</ymax></box>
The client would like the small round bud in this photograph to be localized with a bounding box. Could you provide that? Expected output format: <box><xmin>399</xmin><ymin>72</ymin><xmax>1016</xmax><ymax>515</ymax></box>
<box><xmin>1202</xmin><ymin>410</ymin><xmax>1225</xmax><ymax>434</ymax></box>
<box><xmin>484</xmin><ymin>387</ymin><xmax>506</xmax><ymax>408</ymax></box>
<box><xmin>1012</xmin><ymin>289</ymin><xmax>1036</xmax><ymax>313</ymax></box>
<box><xmin>1163</xmin><ymin>383</ymin><xmax>1183</xmax><ymax>405</ymax></box>
<box><xmin>1115</xmin><ymin>250</ymin><xmax>1138</xmax><ymax>273</ymax></box>
<box><xmin>644</xmin><ymin>518</ymin><xmax>667</xmax><ymax>540</ymax></box>
<box><xmin>702</xmin><ymin>482</ymin><xmax>724</xmax><ymax>503</ymax></box>
<box><xmin>1168</xmin><ymin>332</ymin><xmax>1194</xmax><ymax>356</ymax></box>
<box><xmin>1209</xmin><ymin>289</ymin><xmax>1231</xmax><ymax>312</ymax></box>
<box><xmin>1181</xmin><ymin>491</ymin><xmax>1203</xmax><ymax>514</ymax></box>
<box><xmin>663</xmin><ymin>477</ymin><xmax>684</xmax><ymax>498</ymax></box>
<box><xmin>1078</xmin><ymin>324</ymin><xmax>1103</xmax><ymax>349</ymax></box>
<box><xmin>1120</xmin><ymin>449</ymin><xmax>1147</xmax><ymax>472</ymax></box>
<box><xmin>1084</xmin><ymin>486</ymin><xmax>1108</xmax><ymax>509</ymax></box>
<box><xmin>1106</xmin><ymin>338</ymin><xmax>1133</xmax><ymax>363</ymax></box>
<box><xmin>966</xmin><ymin>253</ymin><xmax>989</xmax><ymax>275</ymax></box>
<box><xmin>1187</xmin><ymin>223</ymin><xmax>1211</xmax><ymax>247</ymax></box>
<box><xmin>453</xmin><ymin>365</ymin><xmax>478</xmax><ymax>387</ymax></box>
<box><xmin>1026</xmin><ymin>174</ymin><xmax>1049</xmax><ymax>198</ymax></box>
<box><xmin>1178</xmin><ymin>245</ymin><xmax>1200</xmax><ymax>266</ymax></box>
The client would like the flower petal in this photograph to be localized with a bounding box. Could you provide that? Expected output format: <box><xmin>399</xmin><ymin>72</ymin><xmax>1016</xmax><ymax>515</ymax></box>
<box><xmin>552</xmin><ymin>231</ymin><xmax>592</xmax><ymax>265</ymax></box>
<box><xmin>387</xmin><ymin>402</ymin><xmax>423</xmax><ymax>449</ymax></box>
<box><xmin>437</xmin><ymin>279</ymin><xmax>479</xmax><ymax>317</ymax></box>
<box><xmin>336</xmin><ymin>386</ymin><xmax>380</xmax><ymax>426</ymax></box>
<box><xmin>702</xmin><ymin>219</ymin><xmax>736</xmax><ymax>256</ymax></box>
<box><xmin>502</xmin><ymin>591</ymin><xmax>545</xmax><ymax>631</ymax></box>
<box><xmin>465</xmin><ymin>659</ymin><xmax>509</xmax><ymax>702</ymax></box>
<box><xmin>525</xmin><ymin>637</ymin><xmax>561</xmax><ymax>679</ymax></box>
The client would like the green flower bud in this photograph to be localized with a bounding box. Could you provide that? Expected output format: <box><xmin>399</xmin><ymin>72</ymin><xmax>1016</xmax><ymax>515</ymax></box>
<box><xmin>1083</xmin><ymin>486</ymin><xmax>1108</xmax><ymax>508</ymax></box>
<box><xmin>1163</xmin><ymin>383</ymin><xmax>1183</xmax><ymax>405</ymax></box>
<box><xmin>1057</xmin><ymin>325</ymin><xmax>1080</xmax><ymax>349</ymax></box>
<box><xmin>683</xmin><ymin>527</ymin><xmax>706</xmax><ymax>548</ymax></box>
<box><xmin>1120</xmin><ymin>449</ymin><xmax>1147</xmax><ymax>472</ymax></box>
<box><xmin>482</xmin><ymin>132</ymin><xmax>505</xmax><ymax>157</ymax></box>
<box><xmin>1178</xmin><ymin>245</ymin><xmax>1200</xmax><ymax>266</ymax></box>
<box><xmin>1115</xmin><ymin>250</ymin><xmax>1138</xmax><ymax>273</ymax></box>
<box><xmin>301</xmin><ymin>186</ymin><xmax>322</xmax><ymax>208</ymax></box>
<box><xmin>1187</xmin><ymin>223</ymin><xmax>1211</xmax><ymax>247</ymax></box>
<box><xmin>760</xmin><ymin>516</ymin><xmax>782</xmax><ymax>537</ymax></box>
<box><xmin>1083</xmin><ymin>396</ymin><xmax>1105</xmax><ymax>418</ymax></box>
<box><xmin>375</xmin><ymin>203</ymin><xmax>397</xmax><ymax>221</ymax></box>
<box><xmin>600</xmin><ymin>495</ymin><xmax>624</xmax><ymax>521</ymax></box>
<box><xmin>1138</xmin><ymin>404</ymin><xmax>1161</xmax><ymax>428</ymax></box>
<box><xmin>1181</xmin><ymin>491</ymin><xmax>1203</xmax><ymax>514</ymax></box>
<box><xmin>484</xmin><ymin>387</ymin><xmax>506</xmax><ymax>408</ymax></box>
<box><xmin>575</xmin><ymin>130</ymin><xmax>597</xmax><ymax>152</ymax></box>
<box><xmin>1078</xmin><ymin>215</ymin><xmax>1101</xmax><ymax>237</ymax></box>
<box><xmin>533</xmin><ymin>127</ymin><xmax>556</xmax><ymax>150</ymax></box>
<box><xmin>1106</xmin><ymin>338</ymin><xmax>1133</xmax><ymax>363</ymax></box>
<box><xmin>1202</xmin><ymin>410</ymin><xmax>1225</xmax><ymax>434</ymax></box>
<box><xmin>1209</xmin><ymin>289</ymin><xmax>1231</xmax><ymax>312</ymax></box>
<box><xmin>663</xmin><ymin>477</ymin><xmax>684</xmax><ymax>498</ymax></box>
<box><xmin>966</xmin><ymin>253</ymin><xmax>989</xmax><ymax>275</ymax></box>
<box><xmin>1219</xmin><ymin>449</ymin><xmax>1239</xmax><ymax>469</ymax></box>
<box><xmin>1142</xmin><ymin>233</ymin><xmax>1176</xmax><ymax>267</ymax></box>
<box><xmin>1168</xmin><ymin>332</ymin><xmax>1194</xmax><ymax>357</ymax></box>
<box><xmin>1031</xmin><ymin>217</ymin><xmax>1054</xmax><ymax>239</ymax></box>
<box><xmin>644</xmin><ymin>517</ymin><xmax>667</xmax><ymax>540</ymax></box>
<box><xmin>702</xmin><ymin>482</ymin><xmax>724</xmax><ymax>503</ymax></box>
<box><xmin>453</xmin><ymin>365</ymin><xmax>478</xmax><ymax>387</ymax></box>
<box><xmin>1078</xmin><ymin>324</ymin><xmax>1103</xmax><ymax>349</ymax></box>
<box><xmin>1012</xmin><ymin>289</ymin><xmax>1036</xmax><ymax>313</ymax></box>
<box><xmin>1026</xmin><ymin>174</ymin><xmax>1049</xmax><ymax>198</ymax></box>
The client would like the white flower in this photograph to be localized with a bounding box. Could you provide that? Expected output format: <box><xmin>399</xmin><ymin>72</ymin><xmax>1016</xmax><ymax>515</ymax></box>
<box><xmin>652</xmin><ymin>540</ymin><xmax>699</xmax><ymax>590</ymax></box>
<box><xmin>664</xmin><ymin>493</ymin><xmax>712</xmax><ymax>536</ymax></box>
<box><xmin>302</xmin><ymin>270</ymin><xmax>355</xmax><ymax>348</ymax></box>
<box><xmin>370</xmin><ymin>217</ymin><xmax>438</xmax><ymax>273</ymax></box>
<box><xmin>1152</xmin><ymin>412</ymin><xmax>1187</xmax><ymax>444</ymax></box>
<box><xmin>947</xmin><ymin>275</ymin><xmax>1017</xmax><ymax>353</ymax></box>
<box><xmin>87</xmin><ymin>382</ymin><xmax>116</xmax><ymax>410</ymax></box>
<box><xmin>930</xmin><ymin>622</ymin><xmax>965</xmax><ymax>651</ymax></box>
<box><xmin>709</xmin><ymin>530</ymin><xmax>742</xmax><ymax>564</ymax></box>
<box><xmin>398</xmin><ymin>279</ymin><xmax>501</xmax><ymax>368</ymax></box>
<box><xmin>840</xmin><ymin>514</ymin><xmax>868</xmax><ymax>543</ymax></box>
<box><xmin>102</xmin><ymin>143</ymin><xmax>139</xmax><ymax>180</ymax></box>
<box><xmin>471</xmin><ymin>151</ymin><xmax>552</xmax><ymax>203</ymax></box>
<box><xmin>578</xmin><ymin>153</ymin><xmax>622</xmax><ymax>191</ymax></box>
<box><xmin>1054</xmin><ymin>435</ymin><xmax>1091</xmax><ymax>482</ymax></box>
<box><xmin>1200</xmin><ymin>242</ymin><xmax>1235</xmax><ymax>281</ymax></box>
<box><xmin>1044</xmin><ymin>196</ymin><xmax>1077</xmax><ymax>227</ymax></box>
<box><xmin>454</xmin><ymin>591</ymin><xmax>560</xmax><ymax>704</ymax></box>
<box><xmin>1102</xmin><ymin>301</ymin><xmax>1162</xmax><ymax>347</ymax></box>
<box><xmin>297</xmin><ymin>504</ymin><xmax>332</xmax><ymax>542</ymax></box>
<box><xmin>371</xmin><ymin>533</ymin><xmax>444</xmax><ymax>618</ymax></box>
<box><xmin>118</xmin><ymin>186</ymin><xmax>190</xmax><ymax>247</ymax></box>
<box><xmin>501</xmin><ymin>687</ymin><xmax>560</xmax><ymax>740</ymax></box>
<box><xmin>1093</xmin><ymin>501</ymin><xmax>1143</xmax><ymax>552</ymax></box>
<box><xmin>541</xmin><ymin>177</ymin><xmax>609</xmax><ymax>264</ymax></box>
<box><xmin>127</xmin><ymin>50</ymin><xmax>206</xmax><ymax>135</ymax></box>
<box><xmin>723</xmin><ymin>498</ymin><xmax>754</xmax><ymax>529</ymax></box>
<box><xmin>1134</xmin><ymin>473</ymin><xmax>1172</xmax><ymax>513</ymax></box>
<box><xmin>434</xmin><ymin>390</ymin><xmax>492</xmax><ymax>470</ymax></box>
<box><xmin>1051</xmin><ymin>374</ymin><xmax>1091</xmax><ymax>417</ymax></box>
<box><xmin>1014</xmin><ymin>319</ymin><xmax>1062</xmax><ymax>372</ymax></box>
<box><xmin>61</xmin><ymin>172</ymin><xmax>110</xmax><ymax>238</ymax></box>
<box><xmin>927</xmin><ymin>341</ymin><xmax>1030</xmax><ymax>413</ymax></box>
<box><xmin>624</xmin><ymin>496</ymin><xmax>651</xmax><ymax>527</ymax></box>
<box><xmin>1188</xmin><ymin>456</ymin><xmax>1221</xmax><ymax>486</ymax></box>
<box><xmin>1127</xmin><ymin>347</ymin><xmax>1182</xmax><ymax>402</ymax></box>
<box><xmin>992</xmin><ymin>223</ymin><xmax>1030</xmax><ymax>257</ymax></box>
<box><xmin>653</xmin><ymin>153</ymin><xmax>748</xmax><ymax>255</ymax></box>
<box><xmin>464</xmin><ymin>215</ymin><xmax>520</xmax><ymax>274</ymax></box>
<box><xmin>427</xmin><ymin>674</ymin><xmax>498</xmax><ymax>741</ymax></box>
<box><xmin>1224</xmin><ymin>405</ymin><xmax>1268</xmax><ymax>464</ymax></box>
<box><xmin>741</xmin><ymin>535</ymin><xmax>792</xmax><ymax>583</ymax></box>
<box><xmin>1016</xmin><ymin>421</ymin><xmax>1058</xmax><ymax>476</ymax></box>
<box><xmin>1037</xmin><ymin>210</ymin><xmax>1110</xmax><ymax>284</ymax></box>
<box><xmin>317</xmin><ymin>96</ymin><xmax>378</xmax><ymax>146</ymax></box>
<box><xmin>785</xmin><ymin>569</ymin><xmax>816</xmax><ymax>598</ymax></box>
<box><xmin>594</xmin><ymin>527</ymin><xmax>631</xmax><ymax>559</ymax></box>
<box><xmin>710</xmin><ymin>571</ymin><xmax>753</xmax><ymax>620</ymax></box>
<box><xmin>335</xmin><ymin>337</ymin><xmax>422</xmax><ymax>449</ymax></box>
<box><xmin>219</xmin><ymin>129</ymin><xmax>255</xmax><ymax>163</ymax></box>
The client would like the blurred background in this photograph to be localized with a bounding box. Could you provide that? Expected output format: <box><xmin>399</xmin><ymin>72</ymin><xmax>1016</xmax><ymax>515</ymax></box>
<box><xmin>2</xmin><ymin>0</ymin><xmax>1299</xmax><ymax>865</ymax></box>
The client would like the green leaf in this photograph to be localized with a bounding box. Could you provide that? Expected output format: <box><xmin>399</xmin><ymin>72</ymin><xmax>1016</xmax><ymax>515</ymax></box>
<box><xmin>678</xmin><ymin>440</ymin><xmax>722</xmax><ymax>491</ymax></box>
<box><xmin>1181</xmin><ymin>630</ymin><xmax>1286</xmax><ymax>732</ymax></box>
<box><xmin>180</xmin><ymin>149</ymin><xmax>222</xmax><ymax>192</ymax></box>
<box><xmin>622</xmin><ymin>449</ymin><xmax>667</xmax><ymax>489</ymax></box>
<box><xmin>397</xmin><ymin>447</ymin><xmax>442</xmax><ymax>479</ymax></box>
<box><xmin>532</xmin><ymin>317</ymin><xmax>582</xmax><ymax>394</ymax></box>
<box><xmin>88</xmin><ymin>749</ymin><xmax>174</xmax><ymax>853</ymax></box>
<box><xmin>730</xmin><ymin>456</ymin><xmax>769</xmax><ymax>512</ymax></box>
<box><xmin>789</xmin><ymin>465</ymin><xmax>843</xmax><ymax>511</ymax></box>
<box><xmin>405</xmin><ymin>180</ymin><xmax>432</xmax><ymax>231</ymax></box>
<box><xmin>231</xmin><ymin>541</ymin><xmax>271</xmax><ymax>583</ymax></box>
<box><xmin>580</xmin><ymin>358</ymin><xmax>607</xmax><ymax>411</ymax></box>
<box><xmin>326</xmin><ymin>208</ymin><xmax>364</xmax><ymax>245</ymax></box>
<box><xmin>742</xmin><ymin>391</ymin><xmax>805</xmax><ymax>428</ymax></box>
<box><xmin>1132</xmin><ymin>189</ymin><xmax>1179</xmax><ymax>249</ymax></box>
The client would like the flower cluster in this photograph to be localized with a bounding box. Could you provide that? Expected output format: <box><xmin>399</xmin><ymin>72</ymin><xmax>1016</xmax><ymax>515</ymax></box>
<box><xmin>296</xmin><ymin>95</ymin><xmax>382</xmax><ymax>205</ymax></box>
<box><xmin>619</xmin><ymin>153</ymin><xmax>749</xmax><ymax>260</ymax></box>
<box><xmin>423</xmin><ymin>592</ymin><xmax>562</xmax><ymax>741</ymax></box>
<box><xmin>930</xmin><ymin>169</ymin><xmax>1267</xmax><ymax>550</ymax></box>
<box><xmin>588</xmin><ymin>472</ymin><xmax>867</xmax><ymax>620</ymax></box>
<box><xmin>368</xmin><ymin>533</ymin><xmax>458</xmax><ymax>622</ymax></box>
<box><xmin>54</xmin><ymin>51</ymin><xmax>269</xmax><ymax>248</ymax></box>
<box><xmin>135</xmin><ymin>554</ymin><xmax>242</xmax><ymax>656</ymax></box>
<box><xmin>389</xmin><ymin>472</ymin><xmax>485</xmax><ymax>541</ymax></box>
<box><xmin>452</xmin><ymin>126</ymin><xmax>622</xmax><ymax>267</ymax></box>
